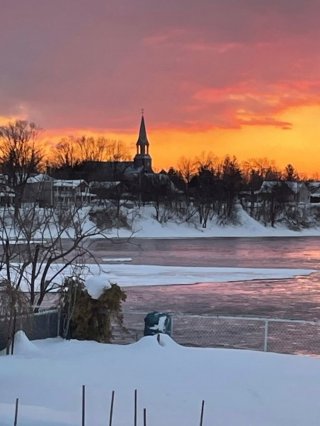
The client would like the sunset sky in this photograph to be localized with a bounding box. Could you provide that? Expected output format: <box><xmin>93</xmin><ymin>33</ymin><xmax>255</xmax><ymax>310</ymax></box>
<box><xmin>1</xmin><ymin>0</ymin><xmax>320</xmax><ymax>175</ymax></box>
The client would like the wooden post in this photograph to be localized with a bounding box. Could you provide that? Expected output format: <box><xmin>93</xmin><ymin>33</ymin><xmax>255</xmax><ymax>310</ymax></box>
<box><xmin>14</xmin><ymin>398</ymin><xmax>19</xmax><ymax>426</ymax></box>
<box><xmin>200</xmin><ymin>400</ymin><xmax>205</xmax><ymax>426</ymax></box>
<box><xmin>82</xmin><ymin>385</ymin><xmax>85</xmax><ymax>426</ymax></box>
<box><xmin>109</xmin><ymin>390</ymin><xmax>115</xmax><ymax>426</ymax></box>
<box><xmin>11</xmin><ymin>311</ymin><xmax>17</xmax><ymax>355</ymax></box>
<box><xmin>143</xmin><ymin>408</ymin><xmax>147</xmax><ymax>426</ymax></box>
<box><xmin>134</xmin><ymin>389</ymin><xmax>137</xmax><ymax>426</ymax></box>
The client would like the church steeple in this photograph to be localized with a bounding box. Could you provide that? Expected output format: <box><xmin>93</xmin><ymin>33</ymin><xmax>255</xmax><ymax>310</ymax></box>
<box><xmin>136</xmin><ymin>112</ymin><xmax>149</xmax><ymax>155</ymax></box>
<box><xmin>134</xmin><ymin>112</ymin><xmax>153</xmax><ymax>172</ymax></box>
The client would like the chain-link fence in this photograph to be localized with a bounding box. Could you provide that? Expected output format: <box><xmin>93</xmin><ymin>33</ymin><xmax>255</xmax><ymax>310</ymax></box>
<box><xmin>113</xmin><ymin>311</ymin><xmax>320</xmax><ymax>356</ymax></box>
<box><xmin>0</xmin><ymin>309</ymin><xmax>60</xmax><ymax>352</ymax></box>
<box><xmin>2</xmin><ymin>309</ymin><xmax>320</xmax><ymax>356</ymax></box>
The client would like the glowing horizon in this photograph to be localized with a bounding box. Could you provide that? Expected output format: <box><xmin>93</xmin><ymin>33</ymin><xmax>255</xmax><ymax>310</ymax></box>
<box><xmin>35</xmin><ymin>103</ymin><xmax>319</xmax><ymax>178</ymax></box>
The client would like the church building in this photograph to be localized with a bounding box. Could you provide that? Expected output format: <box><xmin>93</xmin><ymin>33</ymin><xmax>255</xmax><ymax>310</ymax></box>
<box><xmin>62</xmin><ymin>114</ymin><xmax>154</xmax><ymax>182</ymax></box>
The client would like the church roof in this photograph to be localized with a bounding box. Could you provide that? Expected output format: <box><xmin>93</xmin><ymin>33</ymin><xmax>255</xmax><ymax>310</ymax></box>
<box><xmin>136</xmin><ymin>115</ymin><xmax>149</xmax><ymax>146</ymax></box>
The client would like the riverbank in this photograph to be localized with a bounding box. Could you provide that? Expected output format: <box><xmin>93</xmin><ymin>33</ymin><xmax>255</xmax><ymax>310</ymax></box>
<box><xmin>105</xmin><ymin>205</ymin><xmax>320</xmax><ymax>239</ymax></box>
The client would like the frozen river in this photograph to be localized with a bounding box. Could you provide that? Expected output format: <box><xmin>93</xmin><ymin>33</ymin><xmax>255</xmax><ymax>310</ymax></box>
<box><xmin>89</xmin><ymin>236</ymin><xmax>320</xmax><ymax>320</ymax></box>
<box><xmin>92</xmin><ymin>236</ymin><xmax>320</xmax><ymax>269</ymax></box>
<box><xmin>92</xmin><ymin>236</ymin><xmax>320</xmax><ymax>351</ymax></box>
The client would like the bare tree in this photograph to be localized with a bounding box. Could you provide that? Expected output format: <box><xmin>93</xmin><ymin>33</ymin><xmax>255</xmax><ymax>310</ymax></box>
<box><xmin>0</xmin><ymin>280</ymin><xmax>29</xmax><ymax>354</ymax></box>
<box><xmin>105</xmin><ymin>139</ymin><xmax>130</xmax><ymax>161</ymax></box>
<box><xmin>177</xmin><ymin>156</ymin><xmax>197</xmax><ymax>205</ymax></box>
<box><xmin>241</xmin><ymin>157</ymin><xmax>280</xmax><ymax>182</ymax></box>
<box><xmin>0</xmin><ymin>120</ymin><xmax>42</xmax><ymax>213</ymax></box>
<box><xmin>178</xmin><ymin>156</ymin><xmax>196</xmax><ymax>186</ymax></box>
<box><xmin>55</xmin><ymin>137</ymin><xmax>78</xmax><ymax>168</ymax></box>
<box><xmin>54</xmin><ymin>136</ymin><xmax>130</xmax><ymax>167</ymax></box>
<box><xmin>194</xmin><ymin>151</ymin><xmax>218</xmax><ymax>171</ymax></box>
<box><xmin>0</xmin><ymin>201</ymin><xmax>107</xmax><ymax>310</ymax></box>
<box><xmin>76</xmin><ymin>136</ymin><xmax>108</xmax><ymax>162</ymax></box>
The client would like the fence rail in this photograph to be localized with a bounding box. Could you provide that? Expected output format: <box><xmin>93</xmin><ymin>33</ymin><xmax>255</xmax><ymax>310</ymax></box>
<box><xmin>113</xmin><ymin>311</ymin><xmax>320</xmax><ymax>356</ymax></box>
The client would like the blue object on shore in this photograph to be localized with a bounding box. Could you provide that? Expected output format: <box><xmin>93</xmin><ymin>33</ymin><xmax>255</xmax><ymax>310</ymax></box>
<box><xmin>144</xmin><ymin>312</ymin><xmax>172</xmax><ymax>336</ymax></box>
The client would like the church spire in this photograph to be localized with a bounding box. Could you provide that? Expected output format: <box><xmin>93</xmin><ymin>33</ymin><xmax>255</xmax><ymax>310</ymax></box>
<box><xmin>136</xmin><ymin>111</ymin><xmax>149</xmax><ymax>150</ymax></box>
<box><xmin>134</xmin><ymin>111</ymin><xmax>153</xmax><ymax>172</ymax></box>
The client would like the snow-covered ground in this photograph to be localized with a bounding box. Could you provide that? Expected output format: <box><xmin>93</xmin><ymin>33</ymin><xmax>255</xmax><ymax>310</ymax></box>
<box><xmin>106</xmin><ymin>205</ymin><xmax>320</xmax><ymax>238</ymax></box>
<box><xmin>4</xmin><ymin>204</ymin><xmax>320</xmax><ymax>241</ymax></box>
<box><xmin>1</xmin><ymin>332</ymin><xmax>320</xmax><ymax>426</ymax></box>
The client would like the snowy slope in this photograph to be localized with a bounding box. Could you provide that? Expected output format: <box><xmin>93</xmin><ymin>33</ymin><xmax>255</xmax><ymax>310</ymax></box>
<box><xmin>106</xmin><ymin>205</ymin><xmax>320</xmax><ymax>238</ymax></box>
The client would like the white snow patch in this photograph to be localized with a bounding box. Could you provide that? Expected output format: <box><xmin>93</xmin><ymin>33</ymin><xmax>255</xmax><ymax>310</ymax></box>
<box><xmin>0</xmin><ymin>331</ymin><xmax>40</xmax><ymax>356</ymax></box>
<box><xmin>3</xmin><ymin>263</ymin><xmax>312</xmax><ymax>297</ymax></box>
<box><xmin>101</xmin><ymin>257</ymin><xmax>132</xmax><ymax>263</ymax></box>
<box><xmin>93</xmin><ymin>264</ymin><xmax>314</xmax><ymax>289</ymax></box>
<box><xmin>0</xmin><ymin>336</ymin><xmax>320</xmax><ymax>425</ymax></box>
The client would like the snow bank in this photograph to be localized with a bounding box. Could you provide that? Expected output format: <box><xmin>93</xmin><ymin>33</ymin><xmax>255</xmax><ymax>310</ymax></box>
<box><xmin>105</xmin><ymin>205</ymin><xmax>320</xmax><ymax>239</ymax></box>
<box><xmin>0</xmin><ymin>331</ymin><xmax>39</xmax><ymax>356</ymax></box>
<box><xmin>0</xmin><ymin>336</ymin><xmax>320</xmax><ymax>425</ymax></box>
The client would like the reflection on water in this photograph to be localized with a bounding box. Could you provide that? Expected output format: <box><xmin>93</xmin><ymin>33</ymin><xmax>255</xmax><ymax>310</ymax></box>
<box><xmin>124</xmin><ymin>272</ymin><xmax>320</xmax><ymax>321</ymax></box>
<box><xmin>96</xmin><ymin>236</ymin><xmax>320</xmax><ymax>269</ymax></box>
<box><xmin>119</xmin><ymin>273</ymin><xmax>320</xmax><ymax>355</ymax></box>
<box><xmin>101</xmin><ymin>236</ymin><xmax>320</xmax><ymax>354</ymax></box>
<box><xmin>95</xmin><ymin>236</ymin><xmax>320</xmax><ymax>318</ymax></box>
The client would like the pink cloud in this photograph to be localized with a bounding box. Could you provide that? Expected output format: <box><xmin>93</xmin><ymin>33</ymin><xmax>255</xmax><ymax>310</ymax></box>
<box><xmin>0</xmin><ymin>0</ymin><xmax>320</xmax><ymax>133</ymax></box>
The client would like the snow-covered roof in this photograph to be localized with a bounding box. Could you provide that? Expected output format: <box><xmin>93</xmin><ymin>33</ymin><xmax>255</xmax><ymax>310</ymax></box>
<box><xmin>79</xmin><ymin>192</ymin><xmax>95</xmax><ymax>197</ymax></box>
<box><xmin>26</xmin><ymin>174</ymin><xmax>53</xmax><ymax>184</ymax></box>
<box><xmin>124</xmin><ymin>165</ymin><xmax>142</xmax><ymax>175</ymax></box>
<box><xmin>257</xmin><ymin>181</ymin><xmax>280</xmax><ymax>193</ymax></box>
<box><xmin>89</xmin><ymin>181</ymin><xmax>121</xmax><ymax>189</ymax></box>
<box><xmin>0</xmin><ymin>192</ymin><xmax>14</xmax><ymax>197</ymax></box>
<box><xmin>53</xmin><ymin>179</ymin><xmax>87</xmax><ymax>188</ymax></box>
<box><xmin>307</xmin><ymin>181</ymin><xmax>320</xmax><ymax>193</ymax></box>
<box><xmin>259</xmin><ymin>181</ymin><xmax>307</xmax><ymax>194</ymax></box>
<box><xmin>285</xmin><ymin>181</ymin><xmax>306</xmax><ymax>194</ymax></box>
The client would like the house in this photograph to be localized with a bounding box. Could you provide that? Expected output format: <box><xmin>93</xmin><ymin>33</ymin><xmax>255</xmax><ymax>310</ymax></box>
<box><xmin>257</xmin><ymin>181</ymin><xmax>310</xmax><ymax>204</ymax></box>
<box><xmin>306</xmin><ymin>181</ymin><xmax>320</xmax><ymax>203</ymax></box>
<box><xmin>23</xmin><ymin>174</ymin><xmax>54</xmax><ymax>206</ymax></box>
<box><xmin>0</xmin><ymin>185</ymin><xmax>15</xmax><ymax>207</ymax></box>
<box><xmin>24</xmin><ymin>175</ymin><xmax>94</xmax><ymax>207</ymax></box>
<box><xmin>0</xmin><ymin>174</ymin><xmax>15</xmax><ymax>206</ymax></box>
<box><xmin>53</xmin><ymin>179</ymin><xmax>94</xmax><ymax>207</ymax></box>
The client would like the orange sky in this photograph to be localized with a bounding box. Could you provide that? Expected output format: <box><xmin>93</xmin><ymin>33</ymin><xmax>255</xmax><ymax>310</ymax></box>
<box><xmin>39</xmin><ymin>104</ymin><xmax>320</xmax><ymax>177</ymax></box>
<box><xmin>1</xmin><ymin>1</ymin><xmax>320</xmax><ymax>177</ymax></box>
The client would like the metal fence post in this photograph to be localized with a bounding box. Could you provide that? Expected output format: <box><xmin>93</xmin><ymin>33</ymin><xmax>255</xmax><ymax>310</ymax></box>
<box><xmin>264</xmin><ymin>320</ymin><xmax>269</xmax><ymax>352</ymax></box>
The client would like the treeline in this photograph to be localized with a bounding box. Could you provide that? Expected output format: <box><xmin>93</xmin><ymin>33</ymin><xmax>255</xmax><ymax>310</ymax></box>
<box><xmin>144</xmin><ymin>154</ymin><xmax>307</xmax><ymax>228</ymax></box>
<box><xmin>0</xmin><ymin>120</ymin><xmax>315</xmax><ymax>229</ymax></box>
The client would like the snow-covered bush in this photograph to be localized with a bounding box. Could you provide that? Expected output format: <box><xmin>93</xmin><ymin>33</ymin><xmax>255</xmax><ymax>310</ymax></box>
<box><xmin>60</xmin><ymin>277</ymin><xmax>126</xmax><ymax>342</ymax></box>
